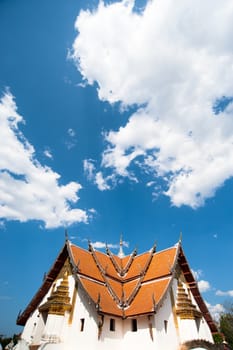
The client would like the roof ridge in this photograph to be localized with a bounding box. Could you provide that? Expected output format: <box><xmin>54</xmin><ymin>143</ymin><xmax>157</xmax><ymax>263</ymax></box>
<box><xmin>88</xmin><ymin>243</ymin><xmax>122</xmax><ymax>306</ymax></box>
<box><xmin>121</xmin><ymin>247</ymin><xmax>137</xmax><ymax>275</ymax></box>
<box><xmin>106</xmin><ymin>246</ymin><xmax>123</xmax><ymax>275</ymax></box>
<box><xmin>124</xmin><ymin>246</ymin><xmax>156</xmax><ymax>307</ymax></box>
<box><xmin>106</xmin><ymin>246</ymin><xmax>138</xmax><ymax>277</ymax></box>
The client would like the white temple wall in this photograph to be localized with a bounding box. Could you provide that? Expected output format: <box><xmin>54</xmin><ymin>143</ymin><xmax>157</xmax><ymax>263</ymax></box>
<box><xmin>42</xmin><ymin>314</ymin><xmax>65</xmax><ymax>341</ymax></box>
<box><xmin>64</xmin><ymin>275</ymin><xmax>100</xmax><ymax>350</ymax></box>
<box><xmin>122</xmin><ymin>318</ymin><xmax>151</xmax><ymax>350</ymax></box>
<box><xmin>32</xmin><ymin>312</ymin><xmax>47</xmax><ymax>344</ymax></box>
<box><xmin>23</xmin><ymin>274</ymin><xmax>66</xmax><ymax>343</ymax></box>
<box><xmin>21</xmin><ymin>302</ymin><xmax>47</xmax><ymax>344</ymax></box>
<box><xmin>153</xmin><ymin>281</ymin><xmax>180</xmax><ymax>350</ymax></box>
<box><xmin>197</xmin><ymin>317</ymin><xmax>213</xmax><ymax>342</ymax></box>
<box><xmin>21</xmin><ymin>312</ymin><xmax>38</xmax><ymax>343</ymax></box>
<box><xmin>19</xmin><ymin>271</ymin><xmax>215</xmax><ymax>350</ymax></box>
<box><xmin>179</xmin><ymin>318</ymin><xmax>199</xmax><ymax>343</ymax></box>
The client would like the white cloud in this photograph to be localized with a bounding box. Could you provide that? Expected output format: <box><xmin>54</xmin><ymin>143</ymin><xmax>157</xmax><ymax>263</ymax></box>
<box><xmin>198</xmin><ymin>280</ymin><xmax>211</xmax><ymax>293</ymax></box>
<box><xmin>216</xmin><ymin>290</ymin><xmax>233</xmax><ymax>297</ymax></box>
<box><xmin>92</xmin><ymin>241</ymin><xmax>116</xmax><ymax>249</ymax></box>
<box><xmin>44</xmin><ymin>148</ymin><xmax>53</xmax><ymax>159</ymax></box>
<box><xmin>88</xmin><ymin>208</ymin><xmax>97</xmax><ymax>214</ymax></box>
<box><xmin>83</xmin><ymin>159</ymin><xmax>96</xmax><ymax>180</ymax></box>
<box><xmin>95</xmin><ymin>171</ymin><xmax>112</xmax><ymax>190</ymax></box>
<box><xmin>0</xmin><ymin>91</ymin><xmax>88</xmax><ymax>228</ymax></box>
<box><xmin>83</xmin><ymin>160</ymin><xmax>114</xmax><ymax>190</ymax></box>
<box><xmin>192</xmin><ymin>269</ymin><xmax>203</xmax><ymax>281</ymax></box>
<box><xmin>72</xmin><ymin>0</ymin><xmax>233</xmax><ymax>208</ymax></box>
<box><xmin>92</xmin><ymin>239</ymin><xmax>129</xmax><ymax>250</ymax></box>
<box><xmin>205</xmin><ymin>301</ymin><xmax>225</xmax><ymax>321</ymax></box>
<box><xmin>65</xmin><ymin>128</ymin><xmax>77</xmax><ymax>150</ymax></box>
<box><xmin>192</xmin><ymin>269</ymin><xmax>211</xmax><ymax>293</ymax></box>
<box><xmin>88</xmin><ymin>208</ymin><xmax>97</xmax><ymax>220</ymax></box>
<box><xmin>68</xmin><ymin>128</ymin><xmax>76</xmax><ymax>137</ymax></box>
<box><xmin>122</xmin><ymin>240</ymin><xmax>129</xmax><ymax>248</ymax></box>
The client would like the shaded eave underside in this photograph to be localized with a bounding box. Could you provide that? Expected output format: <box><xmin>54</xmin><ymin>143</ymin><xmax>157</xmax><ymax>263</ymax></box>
<box><xmin>178</xmin><ymin>246</ymin><xmax>218</xmax><ymax>333</ymax></box>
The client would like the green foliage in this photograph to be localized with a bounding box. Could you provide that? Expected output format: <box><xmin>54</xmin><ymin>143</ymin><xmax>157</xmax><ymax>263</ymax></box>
<box><xmin>220</xmin><ymin>303</ymin><xmax>233</xmax><ymax>350</ymax></box>
<box><xmin>213</xmin><ymin>332</ymin><xmax>224</xmax><ymax>344</ymax></box>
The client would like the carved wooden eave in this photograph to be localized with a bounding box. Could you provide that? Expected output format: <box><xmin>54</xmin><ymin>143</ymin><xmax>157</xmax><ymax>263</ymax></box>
<box><xmin>178</xmin><ymin>246</ymin><xmax>218</xmax><ymax>333</ymax></box>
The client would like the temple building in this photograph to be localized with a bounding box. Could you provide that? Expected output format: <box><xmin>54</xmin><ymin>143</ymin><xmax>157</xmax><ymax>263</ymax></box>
<box><xmin>15</xmin><ymin>238</ymin><xmax>218</xmax><ymax>350</ymax></box>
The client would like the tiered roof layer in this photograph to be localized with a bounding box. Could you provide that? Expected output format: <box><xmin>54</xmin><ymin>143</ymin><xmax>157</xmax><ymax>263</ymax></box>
<box><xmin>17</xmin><ymin>240</ymin><xmax>217</xmax><ymax>333</ymax></box>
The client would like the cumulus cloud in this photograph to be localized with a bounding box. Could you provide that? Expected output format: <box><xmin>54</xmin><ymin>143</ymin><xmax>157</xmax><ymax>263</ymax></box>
<box><xmin>216</xmin><ymin>290</ymin><xmax>233</xmax><ymax>297</ymax></box>
<box><xmin>83</xmin><ymin>159</ymin><xmax>114</xmax><ymax>190</ymax></box>
<box><xmin>198</xmin><ymin>280</ymin><xmax>211</xmax><ymax>293</ymax></box>
<box><xmin>72</xmin><ymin>0</ymin><xmax>233</xmax><ymax>208</ymax></box>
<box><xmin>0</xmin><ymin>91</ymin><xmax>88</xmax><ymax>228</ymax></box>
<box><xmin>92</xmin><ymin>241</ymin><xmax>117</xmax><ymax>249</ymax></box>
<box><xmin>92</xmin><ymin>239</ymin><xmax>129</xmax><ymax>249</ymax></box>
<box><xmin>205</xmin><ymin>301</ymin><xmax>225</xmax><ymax>321</ymax></box>
<box><xmin>192</xmin><ymin>269</ymin><xmax>211</xmax><ymax>293</ymax></box>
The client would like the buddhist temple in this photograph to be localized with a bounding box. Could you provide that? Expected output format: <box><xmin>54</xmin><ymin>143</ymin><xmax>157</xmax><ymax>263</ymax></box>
<box><xmin>15</xmin><ymin>238</ymin><xmax>218</xmax><ymax>350</ymax></box>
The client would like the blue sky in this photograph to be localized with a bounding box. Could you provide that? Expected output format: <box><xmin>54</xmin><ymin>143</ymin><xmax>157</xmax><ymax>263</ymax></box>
<box><xmin>0</xmin><ymin>0</ymin><xmax>233</xmax><ymax>337</ymax></box>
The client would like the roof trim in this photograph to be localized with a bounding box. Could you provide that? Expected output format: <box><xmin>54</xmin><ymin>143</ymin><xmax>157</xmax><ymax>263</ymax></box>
<box><xmin>178</xmin><ymin>246</ymin><xmax>218</xmax><ymax>333</ymax></box>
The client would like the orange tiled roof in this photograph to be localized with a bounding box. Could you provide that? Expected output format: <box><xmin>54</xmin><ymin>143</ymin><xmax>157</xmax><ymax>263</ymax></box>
<box><xmin>69</xmin><ymin>242</ymin><xmax>177</xmax><ymax>318</ymax></box>
<box><xmin>125</xmin><ymin>278</ymin><xmax>171</xmax><ymax>317</ymax></box>
<box><xmin>17</xmin><ymin>240</ymin><xmax>218</xmax><ymax>334</ymax></box>
<box><xmin>70</xmin><ymin>245</ymin><xmax>104</xmax><ymax>282</ymax></box>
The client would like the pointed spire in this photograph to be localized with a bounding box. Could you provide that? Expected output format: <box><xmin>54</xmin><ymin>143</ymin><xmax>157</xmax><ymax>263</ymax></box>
<box><xmin>118</xmin><ymin>234</ymin><xmax>125</xmax><ymax>258</ymax></box>
<box><xmin>105</xmin><ymin>244</ymin><xmax>111</xmax><ymax>256</ymax></box>
<box><xmin>88</xmin><ymin>240</ymin><xmax>93</xmax><ymax>252</ymax></box>
<box><xmin>151</xmin><ymin>241</ymin><xmax>157</xmax><ymax>254</ymax></box>
<box><xmin>65</xmin><ymin>229</ymin><xmax>69</xmax><ymax>241</ymax></box>
<box><xmin>179</xmin><ymin>231</ymin><xmax>182</xmax><ymax>244</ymax></box>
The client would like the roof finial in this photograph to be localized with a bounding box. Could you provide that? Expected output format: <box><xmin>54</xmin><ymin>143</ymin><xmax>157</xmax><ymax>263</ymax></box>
<box><xmin>179</xmin><ymin>231</ymin><xmax>182</xmax><ymax>244</ymax></box>
<box><xmin>118</xmin><ymin>234</ymin><xmax>125</xmax><ymax>258</ymax></box>
<box><xmin>65</xmin><ymin>229</ymin><xmax>69</xmax><ymax>241</ymax></box>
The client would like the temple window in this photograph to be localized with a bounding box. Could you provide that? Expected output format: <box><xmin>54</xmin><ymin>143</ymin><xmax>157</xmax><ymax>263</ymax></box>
<box><xmin>131</xmin><ymin>319</ymin><xmax>137</xmax><ymax>332</ymax></box>
<box><xmin>110</xmin><ymin>318</ymin><xmax>115</xmax><ymax>331</ymax></box>
<box><xmin>80</xmin><ymin>318</ymin><xmax>85</xmax><ymax>332</ymax></box>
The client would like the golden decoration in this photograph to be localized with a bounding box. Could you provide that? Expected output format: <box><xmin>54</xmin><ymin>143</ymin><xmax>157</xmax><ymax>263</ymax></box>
<box><xmin>176</xmin><ymin>282</ymin><xmax>202</xmax><ymax>320</ymax></box>
<box><xmin>39</xmin><ymin>271</ymin><xmax>72</xmax><ymax>316</ymax></box>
